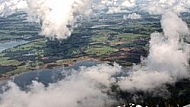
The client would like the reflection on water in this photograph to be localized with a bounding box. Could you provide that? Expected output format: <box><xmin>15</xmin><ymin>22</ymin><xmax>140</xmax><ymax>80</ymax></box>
<box><xmin>0</xmin><ymin>40</ymin><xmax>29</xmax><ymax>52</ymax></box>
<box><xmin>0</xmin><ymin>60</ymin><xmax>101</xmax><ymax>91</ymax></box>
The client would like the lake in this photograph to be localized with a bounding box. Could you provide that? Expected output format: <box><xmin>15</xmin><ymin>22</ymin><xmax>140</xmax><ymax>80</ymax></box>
<box><xmin>0</xmin><ymin>40</ymin><xmax>29</xmax><ymax>52</ymax></box>
<box><xmin>0</xmin><ymin>60</ymin><xmax>101</xmax><ymax>91</ymax></box>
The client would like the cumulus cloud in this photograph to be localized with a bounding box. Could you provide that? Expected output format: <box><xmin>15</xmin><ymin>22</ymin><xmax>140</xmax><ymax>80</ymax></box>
<box><xmin>0</xmin><ymin>0</ymin><xmax>27</xmax><ymax>16</ymax></box>
<box><xmin>26</xmin><ymin>0</ymin><xmax>92</xmax><ymax>39</ymax></box>
<box><xmin>123</xmin><ymin>13</ymin><xmax>141</xmax><ymax>20</ymax></box>
<box><xmin>118</xmin><ymin>11</ymin><xmax>190</xmax><ymax>91</ymax></box>
<box><xmin>98</xmin><ymin>0</ymin><xmax>190</xmax><ymax>15</ymax></box>
<box><xmin>139</xmin><ymin>0</ymin><xmax>190</xmax><ymax>14</ymax></box>
<box><xmin>106</xmin><ymin>7</ymin><xmax>130</xmax><ymax>14</ymax></box>
<box><xmin>0</xmin><ymin>0</ymin><xmax>190</xmax><ymax>105</ymax></box>
<box><xmin>0</xmin><ymin>0</ymin><xmax>92</xmax><ymax>39</ymax></box>
<box><xmin>0</xmin><ymin>11</ymin><xmax>189</xmax><ymax>106</ymax></box>
<box><xmin>1</xmin><ymin>0</ymin><xmax>190</xmax><ymax>38</ymax></box>
<box><xmin>101</xmin><ymin>0</ymin><xmax>115</xmax><ymax>7</ymax></box>
<box><xmin>122</xmin><ymin>0</ymin><xmax>136</xmax><ymax>8</ymax></box>
<box><xmin>0</xmin><ymin>63</ymin><xmax>121</xmax><ymax>107</ymax></box>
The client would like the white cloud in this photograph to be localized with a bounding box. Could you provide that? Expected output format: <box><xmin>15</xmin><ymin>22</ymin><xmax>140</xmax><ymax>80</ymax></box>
<box><xmin>123</xmin><ymin>13</ymin><xmax>141</xmax><ymax>20</ymax></box>
<box><xmin>139</xmin><ymin>0</ymin><xmax>190</xmax><ymax>14</ymax></box>
<box><xmin>0</xmin><ymin>0</ymin><xmax>190</xmax><ymax>38</ymax></box>
<box><xmin>0</xmin><ymin>1</ymin><xmax>189</xmax><ymax>105</ymax></box>
<box><xmin>0</xmin><ymin>63</ymin><xmax>120</xmax><ymax>107</ymax></box>
<box><xmin>26</xmin><ymin>0</ymin><xmax>92</xmax><ymax>39</ymax></box>
<box><xmin>0</xmin><ymin>0</ymin><xmax>27</xmax><ymax>16</ymax></box>
<box><xmin>122</xmin><ymin>0</ymin><xmax>136</xmax><ymax>8</ymax></box>
<box><xmin>0</xmin><ymin>0</ymin><xmax>92</xmax><ymax>39</ymax></box>
<box><xmin>119</xmin><ymin>11</ymin><xmax>190</xmax><ymax>91</ymax></box>
<box><xmin>0</xmin><ymin>12</ymin><xmax>189</xmax><ymax>104</ymax></box>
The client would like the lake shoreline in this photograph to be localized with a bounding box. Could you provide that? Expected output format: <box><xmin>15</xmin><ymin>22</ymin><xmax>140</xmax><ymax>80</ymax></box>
<box><xmin>0</xmin><ymin>57</ymin><xmax>117</xmax><ymax>81</ymax></box>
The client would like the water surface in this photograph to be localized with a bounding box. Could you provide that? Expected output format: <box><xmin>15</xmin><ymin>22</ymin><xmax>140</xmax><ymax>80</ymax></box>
<box><xmin>0</xmin><ymin>60</ymin><xmax>101</xmax><ymax>90</ymax></box>
<box><xmin>0</xmin><ymin>40</ymin><xmax>29</xmax><ymax>52</ymax></box>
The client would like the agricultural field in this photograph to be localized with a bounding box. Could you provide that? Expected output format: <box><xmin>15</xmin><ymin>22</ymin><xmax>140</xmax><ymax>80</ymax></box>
<box><xmin>0</xmin><ymin>10</ymin><xmax>190</xmax><ymax>107</ymax></box>
<box><xmin>0</xmin><ymin>12</ymin><xmax>190</xmax><ymax>77</ymax></box>
<box><xmin>0</xmin><ymin>12</ymin><xmax>157</xmax><ymax>76</ymax></box>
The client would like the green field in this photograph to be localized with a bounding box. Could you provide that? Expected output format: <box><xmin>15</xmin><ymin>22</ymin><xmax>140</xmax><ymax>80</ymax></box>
<box><xmin>85</xmin><ymin>46</ymin><xmax>117</xmax><ymax>55</ymax></box>
<box><xmin>0</xmin><ymin>12</ymin><xmax>158</xmax><ymax>75</ymax></box>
